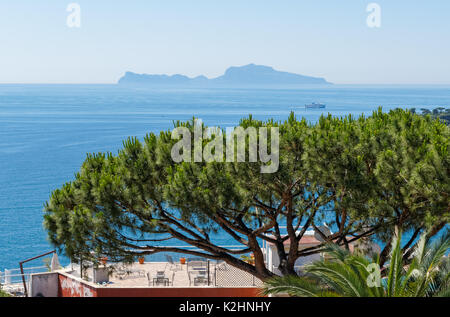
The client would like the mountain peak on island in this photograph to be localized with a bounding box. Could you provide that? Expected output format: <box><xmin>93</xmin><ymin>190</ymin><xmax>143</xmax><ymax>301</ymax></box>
<box><xmin>225</xmin><ymin>63</ymin><xmax>274</xmax><ymax>73</ymax></box>
<box><xmin>118</xmin><ymin>64</ymin><xmax>332</xmax><ymax>86</ymax></box>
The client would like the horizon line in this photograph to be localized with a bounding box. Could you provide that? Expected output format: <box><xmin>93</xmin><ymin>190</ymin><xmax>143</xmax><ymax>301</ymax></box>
<box><xmin>1</xmin><ymin>82</ymin><xmax>450</xmax><ymax>86</ymax></box>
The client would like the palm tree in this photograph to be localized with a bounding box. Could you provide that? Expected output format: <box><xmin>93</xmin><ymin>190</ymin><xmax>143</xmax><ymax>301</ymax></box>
<box><xmin>262</xmin><ymin>229</ymin><xmax>449</xmax><ymax>297</ymax></box>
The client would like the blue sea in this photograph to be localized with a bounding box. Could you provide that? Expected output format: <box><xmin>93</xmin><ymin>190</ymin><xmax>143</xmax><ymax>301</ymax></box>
<box><xmin>1</xmin><ymin>84</ymin><xmax>449</xmax><ymax>270</ymax></box>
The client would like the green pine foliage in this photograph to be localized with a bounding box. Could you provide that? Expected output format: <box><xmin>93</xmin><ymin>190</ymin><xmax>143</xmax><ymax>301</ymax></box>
<box><xmin>412</xmin><ymin>107</ymin><xmax>450</xmax><ymax>126</ymax></box>
<box><xmin>44</xmin><ymin>108</ymin><xmax>449</xmax><ymax>280</ymax></box>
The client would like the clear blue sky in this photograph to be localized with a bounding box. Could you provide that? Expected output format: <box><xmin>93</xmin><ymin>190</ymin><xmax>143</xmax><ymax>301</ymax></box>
<box><xmin>0</xmin><ymin>0</ymin><xmax>449</xmax><ymax>84</ymax></box>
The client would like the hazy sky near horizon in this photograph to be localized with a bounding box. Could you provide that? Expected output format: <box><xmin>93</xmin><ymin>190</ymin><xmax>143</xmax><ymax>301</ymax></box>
<box><xmin>0</xmin><ymin>1</ymin><xmax>449</xmax><ymax>84</ymax></box>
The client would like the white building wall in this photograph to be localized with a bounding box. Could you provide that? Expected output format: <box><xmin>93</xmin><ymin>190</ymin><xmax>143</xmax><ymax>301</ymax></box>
<box><xmin>30</xmin><ymin>272</ymin><xmax>59</xmax><ymax>297</ymax></box>
<box><xmin>267</xmin><ymin>244</ymin><xmax>322</xmax><ymax>275</ymax></box>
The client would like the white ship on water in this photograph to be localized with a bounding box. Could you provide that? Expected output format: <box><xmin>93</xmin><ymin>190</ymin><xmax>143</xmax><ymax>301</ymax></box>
<box><xmin>305</xmin><ymin>102</ymin><xmax>326</xmax><ymax>109</ymax></box>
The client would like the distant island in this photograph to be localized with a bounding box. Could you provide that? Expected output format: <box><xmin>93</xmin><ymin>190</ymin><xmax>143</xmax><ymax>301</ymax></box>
<box><xmin>118</xmin><ymin>64</ymin><xmax>332</xmax><ymax>87</ymax></box>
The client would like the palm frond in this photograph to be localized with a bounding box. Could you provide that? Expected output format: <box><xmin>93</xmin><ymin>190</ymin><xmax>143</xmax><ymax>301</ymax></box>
<box><xmin>386</xmin><ymin>229</ymin><xmax>405</xmax><ymax>296</ymax></box>
<box><xmin>261</xmin><ymin>229</ymin><xmax>449</xmax><ymax>298</ymax></box>
<box><xmin>261</xmin><ymin>275</ymin><xmax>330</xmax><ymax>297</ymax></box>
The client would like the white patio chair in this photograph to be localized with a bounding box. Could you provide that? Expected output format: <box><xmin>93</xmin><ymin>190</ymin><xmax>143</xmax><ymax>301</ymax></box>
<box><xmin>189</xmin><ymin>269</ymin><xmax>209</xmax><ymax>286</ymax></box>
<box><xmin>148</xmin><ymin>271</ymin><xmax>174</xmax><ymax>286</ymax></box>
<box><xmin>165</xmin><ymin>255</ymin><xmax>182</xmax><ymax>271</ymax></box>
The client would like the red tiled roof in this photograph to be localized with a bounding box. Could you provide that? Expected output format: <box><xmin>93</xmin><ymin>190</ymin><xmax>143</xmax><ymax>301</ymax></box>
<box><xmin>267</xmin><ymin>234</ymin><xmax>321</xmax><ymax>246</ymax></box>
<box><xmin>299</xmin><ymin>235</ymin><xmax>321</xmax><ymax>244</ymax></box>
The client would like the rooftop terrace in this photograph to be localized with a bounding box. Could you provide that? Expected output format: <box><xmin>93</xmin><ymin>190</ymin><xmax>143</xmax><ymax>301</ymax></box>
<box><xmin>70</xmin><ymin>259</ymin><xmax>263</xmax><ymax>289</ymax></box>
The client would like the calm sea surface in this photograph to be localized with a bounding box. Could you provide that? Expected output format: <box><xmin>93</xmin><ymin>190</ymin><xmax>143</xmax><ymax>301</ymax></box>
<box><xmin>0</xmin><ymin>84</ymin><xmax>449</xmax><ymax>270</ymax></box>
